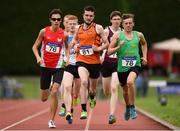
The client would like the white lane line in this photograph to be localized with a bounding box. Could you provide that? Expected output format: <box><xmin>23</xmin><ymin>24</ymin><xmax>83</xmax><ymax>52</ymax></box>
<box><xmin>0</xmin><ymin>108</ymin><xmax>49</xmax><ymax>131</ymax></box>
<box><xmin>84</xmin><ymin>108</ymin><xmax>93</xmax><ymax>131</ymax></box>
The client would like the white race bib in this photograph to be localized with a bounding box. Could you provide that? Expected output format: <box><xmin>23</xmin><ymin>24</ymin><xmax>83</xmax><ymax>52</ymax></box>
<box><xmin>122</xmin><ymin>56</ymin><xmax>136</xmax><ymax>67</ymax></box>
<box><xmin>46</xmin><ymin>42</ymin><xmax>60</xmax><ymax>53</ymax></box>
<box><xmin>80</xmin><ymin>45</ymin><xmax>94</xmax><ymax>55</ymax></box>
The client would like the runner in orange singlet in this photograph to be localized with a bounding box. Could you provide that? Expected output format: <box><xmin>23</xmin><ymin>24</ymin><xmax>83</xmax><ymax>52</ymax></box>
<box><xmin>72</xmin><ymin>5</ymin><xmax>109</xmax><ymax>119</ymax></box>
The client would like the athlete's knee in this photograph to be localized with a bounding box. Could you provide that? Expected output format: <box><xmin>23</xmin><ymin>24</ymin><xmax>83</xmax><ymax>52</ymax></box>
<box><xmin>51</xmin><ymin>88</ymin><xmax>58</xmax><ymax>93</ymax></box>
<box><xmin>81</xmin><ymin>79</ymin><xmax>88</xmax><ymax>88</ymax></box>
<box><xmin>111</xmin><ymin>86</ymin><xmax>117</xmax><ymax>94</ymax></box>
<box><xmin>64</xmin><ymin>84</ymin><xmax>72</xmax><ymax>93</ymax></box>
<box><xmin>104</xmin><ymin>89</ymin><xmax>110</xmax><ymax>96</ymax></box>
<box><xmin>51</xmin><ymin>84</ymin><xmax>59</xmax><ymax>93</ymax></box>
<box><xmin>41</xmin><ymin>89</ymin><xmax>49</xmax><ymax>102</ymax></box>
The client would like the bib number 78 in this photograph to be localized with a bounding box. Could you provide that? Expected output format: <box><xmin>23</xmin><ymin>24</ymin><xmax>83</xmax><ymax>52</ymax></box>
<box><xmin>122</xmin><ymin>56</ymin><xmax>136</xmax><ymax>67</ymax></box>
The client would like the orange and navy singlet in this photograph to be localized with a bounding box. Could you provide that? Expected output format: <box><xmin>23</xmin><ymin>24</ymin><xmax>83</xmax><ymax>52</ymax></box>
<box><xmin>40</xmin><ymin>26</ymin><xmax>64</xmax><ymax>68</ymax></box>
<box><xmin>76</xmin><ymin>23</ymin><xmax>101</xmax><ymax>64</ymax></box>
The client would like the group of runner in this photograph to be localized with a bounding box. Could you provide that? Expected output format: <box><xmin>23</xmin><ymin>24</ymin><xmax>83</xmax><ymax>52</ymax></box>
<box><xmin>32</xmin><ymin>5</ymin><xmax>148</xmax><ymax>128</ymax></box>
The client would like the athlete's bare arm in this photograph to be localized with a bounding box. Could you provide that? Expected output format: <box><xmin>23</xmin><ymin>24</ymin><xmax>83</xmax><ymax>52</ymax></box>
<box><xmin>32</xmin><ymin>29</ymin><xmax>44</xmax><ymax>64</ymax></box>
<box><xmin>92</xmin><ymin>24</ymin><xmax>109</xmax><ymax>52</ymax></box>
<box><xmin>64</xmin><ymin>31</ymin><xmax>70</xmax><ymax>65</ymax></box>
<box><xmin>107</xmin><ymin>32</ymin><xmax>124</xmax><ymax>55</ymax></box>
<box><xmin>138</xmin><ymin>32</ymin><xmax>148</xmax><ymax>65</ymax></box>
<box><xmin>100</xmin><ymin>27</ymin><xmax>109</xmax><ymax>62</ymax></box>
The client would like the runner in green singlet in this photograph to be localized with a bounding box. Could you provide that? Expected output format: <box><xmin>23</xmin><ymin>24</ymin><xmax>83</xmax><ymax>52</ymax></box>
<box><xmin>108</xmin><ymin>13</ymin><xmax>148</xmax><ymax>121</ymax></box>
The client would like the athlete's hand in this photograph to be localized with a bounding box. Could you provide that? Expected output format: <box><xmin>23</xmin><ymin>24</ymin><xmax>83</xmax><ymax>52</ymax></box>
<box><xmin>37</xmin><ymin>57</ymin><xmax>43</xmax><ymax>65</ymax></box>
<box><xmin>92</xmin><ymin>45</ymin><xmax>101</xmax><ymax>52</ymax></box>
<box><xmin>141</xmin><ymin>57</ymin><xmax>147</xmax><ymax>65</ymax></box>
<box><xmin>100</xmin><ymin>56</ymin><xmax>104</xmax><ymax>64</ymax></box>
<box><xmin>74</xmin><ymin>44</ymin><xmax>79</xmax><ymax>53</ymax></box>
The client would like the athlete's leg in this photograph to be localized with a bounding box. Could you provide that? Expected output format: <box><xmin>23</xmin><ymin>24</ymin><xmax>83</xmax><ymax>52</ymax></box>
<box><xmin>127</xmin><ymin>72</ymin><xmax>137</xmax><ymax>105</ymax></box>
<box><xmin>89</xmin><ymin>78</ymin><xmax>98</xmax><ymax>108</ymax></box>
<box><xmin>41</xmin><ymin>89</ymin><xmax>50</xmax><ymax>102</ymax></box>
<box><xmin>122</xmin><ymin>85</ymin><xmax>129</xmax><ymax>105</ymax></box>
<box><xmin>127</xmin><ymin>71</ymin><xmax>138</xmax><ymax>119</ymax></box>
<box><xmin>50</xmin><ymin>82</ymin><xmax>60</xmax><ymax>121</ymax></box>
<box><xmin>110</xmin><ymin>72</ymin><xmax>119</xmax><ymax>115</ymax></box>
<box><xmin>72</xmin><ymin>79</ymin><xmax>81</xmax><ymax>107</ymax></box>
<box><xmin>78</xmin><ymin>66</ymin><xmax>89</xmax><ymax>119</ymax></box>
<box><xmin>60</xmin><ymin>81</ymin><xmax>64</xmax><ymax>104</ymax></box>
<box><xmin>89</xmin><ymin>78</ymin><xmax>98</xmax><ymax>96</ymax></box>
<box><xmin>60</xmin><ymin>81</ymin><xmax>65</xmax><ymax>108</ymax></box>
<box><xmin>78</xmin><ymin>66</ymin><xmax>89</xmax><ymax>104</ymax></box>
<box><xmin>102</xmin><ymin>77</ymin><xmax>111</xmax><ymax>96</ymax></box>
<box><xmin>73</xmin><ymin>78</ymin><xmax>81</xmax><ymax>99</ymax></box>
<box><xmin>63</xmin><ymin>72</ymin><xmax>74</xmax><ymax>113</ymax></box>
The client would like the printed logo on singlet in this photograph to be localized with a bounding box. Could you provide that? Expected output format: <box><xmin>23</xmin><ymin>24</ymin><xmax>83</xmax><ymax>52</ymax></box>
<box><xmin>45</xmin><ymin>42</ymin><xmax>61</xmax><ymax>53</ymax></box>
<box><xmin>122</xmin><ymin>56</ymin><xmax>137</xmax><ymax>67</ymax></box>
<box><xmin>80</xmin><ymin>45</ymin><xmax>94</xmax><ymax>55</ymax></box>
<box><xmin>57</xmin><ymin>38</ymin><xmax>62</xmax><ymax>42</ymax></box>
<box><xmin>87</xmin><ymin>31</ymin><xmax>93</xmax><ymax>35</ymax></box>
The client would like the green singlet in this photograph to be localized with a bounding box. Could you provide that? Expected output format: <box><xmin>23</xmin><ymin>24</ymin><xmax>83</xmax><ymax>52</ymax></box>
<box><xmin>117</xmin><ymin>31</ymin><xmax>141</xmax><ymax>72</ymax></box>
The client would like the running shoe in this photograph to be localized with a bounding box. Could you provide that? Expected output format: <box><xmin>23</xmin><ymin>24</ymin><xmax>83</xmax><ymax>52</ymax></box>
<box><xmin>89</xmin><ymin>98</ymin><xmax>96</xmax><ymax>108</ymax></box>
<box><xmin>80</xmin><ymin>110</ymin><xmax>88</xmax><ymax>119</ymax></box>
<box><xmin>65</xmin><ymin>112</ymin><xmax>73</xmax><ymax>124</ymax></box>
<box><xmin>58</xmin><ymin>106</ymin><xmax>66</xmax><ymax>117</ymax></box>
<box><xmin>108</xmin><ymin>114</ymin><xmax>116</xmax><ymax>124</ymax></box>
<box><xmin>124</xmin><ymin>108</ymin><xmax>130</xmax><ymax>121</ymax></box>
<box><xmin>130</xmin><ymin>107</ymin><xmax>137</xmax><ymax>119</ymax></box>
<box><xmin>48</xmin><ymin>120</ymin><xmax>56</xmax><ymax>128</ymax></box>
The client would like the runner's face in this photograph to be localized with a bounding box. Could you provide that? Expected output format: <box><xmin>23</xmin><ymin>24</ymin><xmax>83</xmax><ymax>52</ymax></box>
<box><xmin>83</xmin><ymin>11</ymin><xmax>94</xmax><ymax>25</ymax></box>
<box><xmin>68</xmin><ymin>19</ymin><xmax>78</xmax><ymax>33</ymax></box>
<box><xmin>50</xmin><ymin>14</ymin><xmax>61</xmax><ymax>27</ymax></box>
<box><xmin>63</xmin><ymin>17</ymin><xmax>69</xmax><ymax>32</ymax></box>
<box><xmin>111</xmin><ymin>15</ymin><xmax>121</xmax><ymax>28</ymax></box>
<box><xmin>122</xmin><ymin>18</ymin><xmax>134</xmax><ymax>32</ymax></box>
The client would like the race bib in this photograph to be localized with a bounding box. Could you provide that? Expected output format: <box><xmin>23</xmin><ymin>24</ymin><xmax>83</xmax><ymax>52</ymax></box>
<box><xmin>109</xmin><ymin>53</ymin><xmax>117</xmax><ymax>58</ymax></box>
<box><xmin>46</xmin><ymin>42</ymin><xmax>60</xmax><ymax>53</ymax></box>
<box><xmin>122</xmin><ymin>56</ymin><xmax>136</xmax><ymax>67</ymax></box>
<box><xmin>80</xmin><ymin>45</ymin><xmax>94</xmax><ymax>55</ymax></box>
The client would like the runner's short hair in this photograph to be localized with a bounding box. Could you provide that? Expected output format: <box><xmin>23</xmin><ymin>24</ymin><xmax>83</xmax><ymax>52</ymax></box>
<box><xmin>84</xmin><ymin>5</ymin><xmax>95</xmax><ymax>12</ymax></box>
<box><xmin>49</xmin><ymin>9</ymin><xmax>63</xmax><ymax>18</ymax></box>
<box><xmin>122</xmin><ymin>13</ymin><xmax>134</xmax><ymax>21</ymax></box>
<box><xmin>110</xmin><ymin>11</ymin><xmax>122</xmax><ymax>19</ymax></box>
<box><xmin>68</xmin><ymin>15</ymin><xmax>78</xmax><ymax>21</ymax></box>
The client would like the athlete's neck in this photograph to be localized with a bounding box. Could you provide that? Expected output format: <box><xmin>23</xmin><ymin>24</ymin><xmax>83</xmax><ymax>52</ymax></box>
<box><xmin>50</xmin><ymin>26</ymin><xmax>60</xmax><ymax>32</ymax></box>
<box><xmin>124</xmin><ymin>30</ymin><xmax>132</xmax><ymax>35</ymax></box>
<box><xmin>111</xmin><ymin>26</ymin><xmax>120</xmax><ymax>32</ymax></box>
<box><xmin>124</xmin><ymin>31</ymin><xmax>133</xmax><ymax>40</ymax></box>
<box><xmin>83</xmin><ymin>22</ymin><xmax>93</xmax><ymax>29</ymax></box>
<box><xmin>69</xmin><ymin>31</ymin><xmax>75</xmax><ymax>35</ymax></box>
